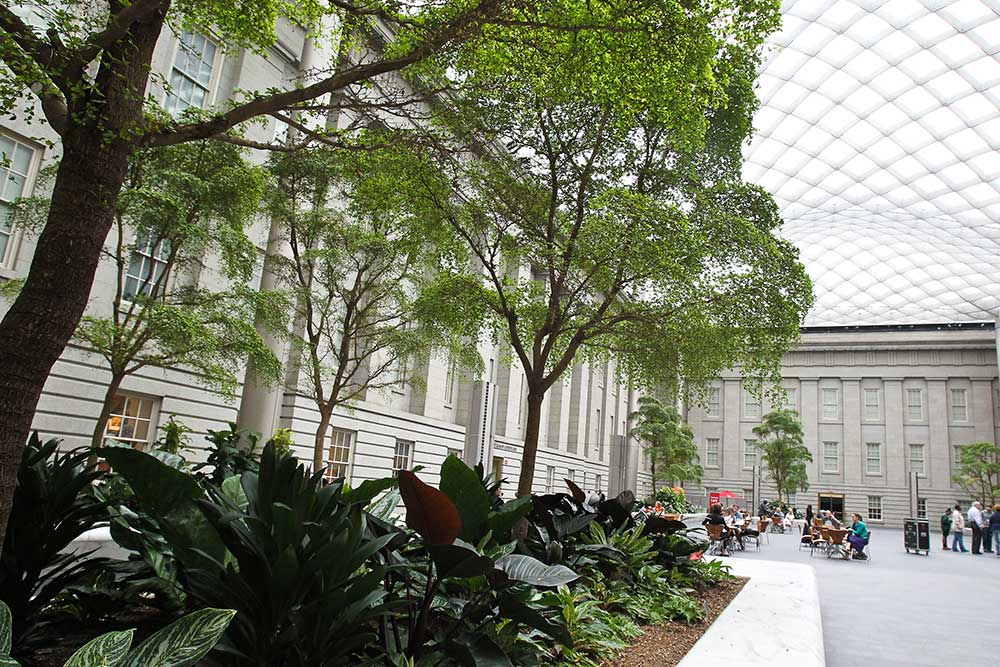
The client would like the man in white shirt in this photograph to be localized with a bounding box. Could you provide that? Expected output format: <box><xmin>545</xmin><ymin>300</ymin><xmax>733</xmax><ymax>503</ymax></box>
<box><xmin>968</xmin><ymin>502</ymin><xmax>984</xmax><ymax>554</ymax></box>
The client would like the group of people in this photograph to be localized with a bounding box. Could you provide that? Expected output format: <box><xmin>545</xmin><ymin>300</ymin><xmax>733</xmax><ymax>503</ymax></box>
<box><xmin>702</xmin><ymin>503</ymin><xmax>761</xmax><ymax>556</ymax></box>
<box><xmin>941</xmin><ymin>502</ymin><xmax>1000</xmax><ymax>555</ymax></box>
<box><xmin>802</xmin><ymin>504</ymin><xmax>869</xmax><ymax>560</ymax></box>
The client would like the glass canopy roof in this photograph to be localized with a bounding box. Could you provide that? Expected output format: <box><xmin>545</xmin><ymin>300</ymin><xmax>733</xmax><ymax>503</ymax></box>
<box><xmin>744</xmin><ymin>0</ymin><xmax>1000</xmax><ymax>327</ymax></box>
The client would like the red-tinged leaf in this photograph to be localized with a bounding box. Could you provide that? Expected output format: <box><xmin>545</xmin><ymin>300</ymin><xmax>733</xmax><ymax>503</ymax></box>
<box><xmin>564</xmin><ymin>478</ymin><xmax>585</xmax><ymax>503</ymax></box>
<box><xmin>689</xmin><ymin>551</ymin><xmax>703</xmax><ymax>561</ymax></box>
<box><xmin>398</xmin><ymin>470</ymin><xmax>461</xmax><ymax>545</ymax></box>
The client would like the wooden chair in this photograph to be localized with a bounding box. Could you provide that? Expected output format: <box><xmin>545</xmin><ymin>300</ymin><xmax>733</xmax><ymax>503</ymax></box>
<box><xmin>769</xmin><ymin>515</ymin><xmax>784</xmax><ymax>534</ymax></box>
<box><xmin>810</xmin><ymin>527</ymin><xmax>831</xmax><ymax>557</ymax></box>
<box><xmin>706</xmin><ymin>523</ymin><xmax>727</xmax><ymax>555</ymax></box>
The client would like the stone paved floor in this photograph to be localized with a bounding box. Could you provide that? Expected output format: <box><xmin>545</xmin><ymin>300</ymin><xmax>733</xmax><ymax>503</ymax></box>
<box><xmin>732</xmin><ymin>528</ymin><xmax>1000</xmax><ymax>667</ymax></box>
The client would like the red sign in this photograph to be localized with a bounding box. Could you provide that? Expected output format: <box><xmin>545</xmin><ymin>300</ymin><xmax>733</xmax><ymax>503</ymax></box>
<box><xmin>709</xmin><ymin>492</ymin><xmax>720</xmax><ymax>507</ymax></box>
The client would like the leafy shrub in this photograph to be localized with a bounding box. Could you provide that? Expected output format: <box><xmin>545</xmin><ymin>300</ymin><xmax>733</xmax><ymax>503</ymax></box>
<box><xmin>653</xmin><ymin>487</ymin><xmax>692</xmax><ymax>513</ymax></box>
<box><xmin>0</xmin><ymin>600</ymin><xmax>234</xmax><ymax>667</ymax></box>
<box><xmin>192</xmin><ymin>423</ymin><xmax>260</xmax><ymax>485</ymax></box>
<box><xmin>0</xmin><ymin>434</ymin><xmax>109</xmax><ymax>655</ymax></box>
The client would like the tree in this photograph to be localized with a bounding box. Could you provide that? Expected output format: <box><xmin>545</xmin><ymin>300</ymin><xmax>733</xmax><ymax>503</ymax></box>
<box><xmin>15</xmin><ymin>140</ymin><xmax>285</xmax><ymax>450</ymax></box>
<box><xmin>0</xmin><ymin>0</ymin><xmax>689</xmax><ymax>543</ymax></box>
<box><xmin>752</xmin><ymin>408</ymin><xmax>811</xmax><ymax>504</ymax></box>
<box><xmin>266</xmin><ymin>140</ymin><xmax>477</xmax><ymax>473</ymax></box>
<box><xmin>630</xmin><ymin>395</ymin><xmax>702</xmax><ymax>490</ymax></box>
<box><xmin>420</xmin><ymin>2</ymin><xmax>814</xmax><ymax>496</ymax></box>
<box><xmin>952</xmin><ymin>441</ymin><xmax>1000</xmax><ymax>508</ymax></box>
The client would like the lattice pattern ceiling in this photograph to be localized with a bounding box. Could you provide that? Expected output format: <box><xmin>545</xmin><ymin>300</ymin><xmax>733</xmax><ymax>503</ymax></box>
<box><xmin>744</xmin><ymin>0</ymin><xmax>1000</xmax><ymax>327</ymax></box>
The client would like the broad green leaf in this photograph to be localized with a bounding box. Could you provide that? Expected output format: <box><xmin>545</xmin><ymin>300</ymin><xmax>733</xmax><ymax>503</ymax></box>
<box><xmin>0</xmin><ymin>656</ymin><xmax>20</xmax><ymax>667</ymax></box>
<box><xmin>487</xmin><ymin>496</ymin><xmax>532</xmax><ymax>537</ymax></box>
<box><xmin>0</xmin><ymin>600</ymin><xmax>11</xmax><ymax>655</ymax></box>
<box><xmin>221</xmin><ymin>475</ymin><xmax>249</xmax><ymax>511</ymax></box>
<box><xmin>100</xmin><ymin>448</ymin><xmax>202</xmax><ymax>516</ymax></box>
<box><xmin>342</xmin><ymin>477</ymin><xmax>396</xmax><ymax>506</ymax></box>
<box><xmin>427</xmin><ymin>540</ymin><xmax>494</xmax><ymax>579</ymax></box>
<box><xmin>494</xmin><ymin>554</ymin><xmax>578</xmax><ymax>587</ymax></box>
<box><xmin>366</xmin><ymin>489</ymin><xmax>401</xmax><ymax>522</ymax></box>
<box><xmin>440</xmin><ymin>455</ymin><xmax>492</xmax><ymax>542</ymax></box>
<box><xmin>122</xmin><ymin>608</ymin><xmax>235</xmax><ymax>667</ymax></box>
<box><xmin>64</xmin><ymin>630</ymin><xmax>133</xmax><ymax>667</ymax></box>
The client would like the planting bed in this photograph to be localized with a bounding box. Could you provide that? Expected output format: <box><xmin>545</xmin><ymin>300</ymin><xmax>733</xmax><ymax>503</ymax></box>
<box><xmin>609</xmin><ymin>576</ymin><xmax>748</xmax><ymax>667</ymax></box>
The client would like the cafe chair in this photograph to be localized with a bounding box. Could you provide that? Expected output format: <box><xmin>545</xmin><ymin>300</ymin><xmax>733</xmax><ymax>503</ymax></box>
<box><xmin>706</xmin><ymin>523</ymin><xmax>727</xmax><ymax>555</ymax></box>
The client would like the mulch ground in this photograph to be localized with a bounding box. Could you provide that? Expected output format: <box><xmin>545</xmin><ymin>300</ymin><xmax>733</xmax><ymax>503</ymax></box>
<box><xmin>608</xmin><ymin>576</ymin><xmax>748</xmax><ymax>667</ymax></box>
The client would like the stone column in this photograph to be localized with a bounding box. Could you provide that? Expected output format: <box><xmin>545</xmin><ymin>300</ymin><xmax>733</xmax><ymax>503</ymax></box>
<box><xmin>843</xmin><ymin>379</ymin><xmax>862</xmax><ymax>484</ymax></box>
<box><xmin>883</xmin><ymin>379</ymin><xmax>906</xmax><ymax>488</ymax></box>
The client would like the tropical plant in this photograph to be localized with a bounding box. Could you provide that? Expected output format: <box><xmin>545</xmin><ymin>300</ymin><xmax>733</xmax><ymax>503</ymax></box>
<box><xmin>952</xmin><ymin>441</ymin><xmax>1000</xmax><ymax>507</ymax></box>
<box><xmin>0</xmin><ymin>600</ymin><xmax>235</xmax><ymax>667</ymax></box>
<box><xmin>654</xmin><ymin>486</ymin><xmax>693</xmax><ymax>513</ymax></box>
<box><xmin>661</xmin><ymin>594</ymin><xmax>705</xmax><ymax>624</ymax></box>
<box><xmin>155</xmin><ymin>417</ymin><xmax>194</xmax><ymax>456</ymax></box>
<box><xmin>538</xmin><ymin>586</ymin><xmax>635</xmax><ymax>667</ymax></box>
<box><xmin>192</xmin><ymin>424</ymin><xmax>261</xmax><ymax>485</ymax></box>
<box><xmin>753</xmin><ymin>409</ymin><xmax>812</xmax><ymax>503</ymax></box>
<box><xmin>0</xmin><ymin>434</ymin><xmax>109</xmax><ymax>655</ymax></box>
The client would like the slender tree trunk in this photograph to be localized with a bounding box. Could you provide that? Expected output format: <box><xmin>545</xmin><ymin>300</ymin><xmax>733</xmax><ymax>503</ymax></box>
<box><xmin>313</xmin><ymin>407</ymin><xmax>333</xmax><ymax>474</ymax></box>
<box><xmin>0</xmin><ymin>7</ymin><xmax>168</xmax><ymax>546</ymax></box>
<box><xmin>91</xmin><ymin>374</ymin><xmax>125</xmax><ymax>451</ymax></box>
<box><xmin>516</xmin><ymin>391</ymin><xmax>545</xmax><ymax>497</ymax></box>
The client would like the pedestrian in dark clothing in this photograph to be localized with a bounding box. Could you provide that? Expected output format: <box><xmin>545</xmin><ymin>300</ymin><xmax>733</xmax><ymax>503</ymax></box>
<box><xmin>941</xmin><ymin>508</ymin><xmax>952</xmax><ymax>550</ymax></box>
<box><xmin>805</xmin><ymin>504</ymin><xmax>814</xmax><ymax>534</ymax></box>
<box><xmin>990</xmin><ymin>504</ymin><xmax>1000</xmax><ymax>556</ymax></box>
<box><xmin>984</xmin><ymin>506</ymin><xmax>994</xmax><ymax>553</ymax></box>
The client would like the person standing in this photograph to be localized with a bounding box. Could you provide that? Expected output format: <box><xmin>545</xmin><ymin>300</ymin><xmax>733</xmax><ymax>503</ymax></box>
<box><xmin>990</xmin><ymin>505</ymin><xmax>1000</xmax><ymax>557</ymax></box>
<box><xmin>969</xmin><ymin>501</ymin><xmax>984</xmax><ymax>555</ymax></box>
<box><xmin>952</xmin><ymin>504</ymin><xmax>968</xmax><ymax>552</ymax></box>
<box><xmin>941</xmin><ymin>507</ymin><xmax>952</xmax><ymax>550</ymax></box>
<box><xmin>805</xmin><ymin>504</ymin><xmax>815</xmax><ymax>534</ymax></box>
<box><xmin>983</xmin><ymin>504</ymin><xmax>993</xmax><ymax>553</ymax></box>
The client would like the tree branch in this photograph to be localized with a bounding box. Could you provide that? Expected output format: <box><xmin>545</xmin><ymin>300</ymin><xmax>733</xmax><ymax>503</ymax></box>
<box><xmin>71</xmin><ymin>0</ymin><xmax>168</xmax><ymax>71</ymax></box>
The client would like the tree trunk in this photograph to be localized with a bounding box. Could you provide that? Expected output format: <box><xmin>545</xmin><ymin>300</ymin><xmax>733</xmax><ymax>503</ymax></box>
<box><xmin>91</xmin><ymin>374</ymin><xmax>125</xmax><ymax>451</ymax></box>
<box><xmin>0</xmin><ymin>6</ymin><xmax>168</xmax><ymax>546</ymax></box>
<box><xmin>516</xmin><ymin>391</ymin><xmax>545</xmax><ymax>497</ymax></box>
<box><xmin>313</xmin><ymin>408</ymin><xmax>333</xmax><ymax>474</ymax></box>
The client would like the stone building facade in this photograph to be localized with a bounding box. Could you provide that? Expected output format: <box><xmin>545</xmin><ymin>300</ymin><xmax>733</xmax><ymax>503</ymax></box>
<box><xmin>688</xmin><ymin>324</ymin><xmax>1000</xmax><ymax>527</ymax></box>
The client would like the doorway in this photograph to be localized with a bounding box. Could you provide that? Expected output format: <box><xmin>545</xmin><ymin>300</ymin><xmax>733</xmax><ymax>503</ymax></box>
<box><xmin>818</xmin><ymin>493</ymin><xmax>845</xmax><ymax>521</ymax></box>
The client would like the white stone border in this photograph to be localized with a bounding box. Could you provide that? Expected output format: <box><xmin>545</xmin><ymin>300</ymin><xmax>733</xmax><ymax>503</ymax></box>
<box><xmin>677</xmin><ymin>558</ymin><xmax>825</xmax><ymax>667</ymax></box>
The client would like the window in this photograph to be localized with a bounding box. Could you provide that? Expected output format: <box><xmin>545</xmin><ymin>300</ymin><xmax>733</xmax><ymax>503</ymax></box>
<box><xmin>783</xmin><ymin>388</ymin><xmax>798</xmax><ymax>412</ymax></box>
<box><xmin>906</xmin><ymin>388</ymin><xmax>923</xmax><ymax>420</ymax></box>
<box><xmin>492</xmin><ymin>456</ymin><xmax>504</xmax><ymax>483</ymax></box>
<box><xmin>247</xmin><ymin>249</ymin><xmax>265</xmax><ymax>291</ymax></box>
<box><xmin>743</xmin><ymin>390</ymin><xmax>761</xmax><ymax>418</ymax></box>
<box><xmin>165</xmin><ymin>31</ymin><xmax>217</xmax><ymax>113</ymax></box>
<box><xmin>705</xmin><ymin>438</ymin><xmax>720</xmax><ymax>468</ymax></box>
<box><xmin>953</xmin><ymin>445</ymin><xmax>964</xmax><ymax>467</ymax></box>
<box><xmin>567</xmin><ymin>469</ymin><xmax>576</xmax><ymax>484</ymax></box>
<box><xmin>867</xmin><ymin>496</ymin><xmax>882</xmax><ymax>521</ymax></box>
<box><xmin>596</xmin><ymin>474</ymin><xmax>603</xmax><ymax>492</ymax></box>
<box><xmin>917</xmin><ymin>497</ymin><xmax>927</xmax><ymax>519</ymax></box>
<box><xmin>950</xmin><ymin>388</ymin><xmax>968</xmax><ymax>422</ymax></box>
<box><xmin>390</xmin><ymin>356</ymin><xmax>408</xmax><ymax>393</ymax></box>
<box><xmin>123</xmin><ymin>229</ymin><xmax>171</xmax><ymax>300</ymax></box>
<box><xmin>324</xmin><ymin>428</ymin><xmax>355</xmax><ymax>482</ymax></box>
<box><xmin>908</xmin><ymin>443</ymin><xmax>925</xmax><ymax>476</ymax></box>
<box><xmin>444</xmin><ymin>356</ymin><xmax>457</xmax><ymax>405</ymax></box>
<box><xmin>0</xmin><ymin>134</ymin><xmax>34</xmax><ymax>267</ymax></box>
<box><xmin>822</xmin><ymin>441</ymin><xmax>839</xmax><ymax>473</ymax></box>
<box><xmin>595</xmin><ymin>408</ymin><xmax>602</xmax><ymax>460</ymax></box>
<box><xmin>742</xmin><ymin>439</ymin><xmax>758</xmax><ymax>470</ymax></box>
<box><xmin>546</xmin><ymin>465</ymin><xmax>555</xmax><ymax>493</ymax></box>
<box><xmin>865</xmin><ymin>442</ymin><xmax>882</xmax><ymax>475</ymax></box>
<box><xmin>706</xmin><ymin>387</ymin><xmax>721</xmax><ymax>417</ymax></box>
<box><xmin>821</xmin><ymin>388</ymin><xmax>839</xmax><ymax>420</ymax></box>
<box><xmin>863</xmin><ymin>388</ymin><xmax>880</xmax><ymax>420</ymax></box>
<box><xmin>104</xmin><ymin>394</ymin><xmax>156</xmax><ymax>449</ymax></box>
<box><xmin>392</xmin><ymin>439</ymin><xmax>413</xmax><ymax>476</ymax></box>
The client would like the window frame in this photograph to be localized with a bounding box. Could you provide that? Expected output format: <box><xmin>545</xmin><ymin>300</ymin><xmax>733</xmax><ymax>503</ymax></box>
<box><xmin>742</xmin><ymin>438</ymin><xmax>758</xmax><ymax>470</ymax></box>
<box><xmin>821</xmin><ymin>387</ymin><xmax>840</xmax><ymax>420</ymax></box>
<box><xmin>443</xmin><ymin>355</ymin><xmax>458</xmax><ymax>406</ymax></box>
<box><xmin>908</xmin><ymin>443</ymin><xmax>926</xmax><ymax>477</ymax></box>
<box><xmin>950</xmin><ymin>388</ymin><xmax>969</xmax><ymax>423</ymax></box>
<box><xmin>822</xmin><ymin>440</ymin><xmax>839</xmax><ymax>474</ymax></box>
<box><xmin>103</xmin><ymin>393</ymin><xmax>159</xmax><ymax>450</ymax></box>
<box><xmin>0</xmin><ymin>132</ymin><xmax>42</xmax><ymax>271</ymax></box>
<box><xmin>706</xmin><ymin>386</ymin><xmax>721</xmax><ymax>417</ymax></box>
<box><xmin>164</xmin><ymin>31</ymin><xmax>222</xmax><ymax>114</ymax></box>
<box><xmin>863</xmin><ymin>388</ymin><xmax>881</xmax><ymax>421</ymax></box>
<box><xmin>705</xmin><ymin>437</ymin><xmax>721</xmax><ymax>469</ymax></box>
<box><xmin>392</xmin><ymin>438</ymin><xmax>413</xmax><ymax>476</ymax></box>
<box><xmin>917</xmin><ymin>497</ymin><xmax>927</xmax><ymax>519</ymax></box>
<box><xmin>783</xmin><ymin>387</ymin><xmax>798</xmax><ymax>412</ymax></box>
<box><xmin>122</xmin><ymin>228</ymin><xmax>173</xmax><ymax>302</ymax></box>
<box><xmin>546</xmin><ymin>465</ymin><xmax>555</xmax><ymax>493</ymax></box>
<box><xmin>743</xmin><ymin>389</ymin><xmax>761</xmax><ymax>419</ymax></box>
<box><xmin>865</xmin><ymin>441</ymin><xmax>882</xmax><ymax>475</ymax></box>
<box><xmin>867</xmin><ymin>495</ymin><xmax>883</xmax><ymax>522</ymax></box>
<box><xmin>324</xmin><ymin>428</ymin><xmax>355</xmax><ymax>483</ymax></box>
<box><xmin>906</xmin><ymin>388</ymin><xmax>924</xmax><ymax>421</ymax></box>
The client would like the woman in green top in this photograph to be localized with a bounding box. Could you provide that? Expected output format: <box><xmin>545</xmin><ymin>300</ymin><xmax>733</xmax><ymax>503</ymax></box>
<box><xmin>846</xmin><ymin>513</ymin><xmax>869</xmax><ymax>560</ymax></box>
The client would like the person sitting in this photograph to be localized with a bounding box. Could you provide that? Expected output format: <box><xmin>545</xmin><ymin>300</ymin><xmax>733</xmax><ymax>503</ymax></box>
<box><xmin>822</xmin><ymin>510</ymin><xmax>842</xmax><ymax>529</ymax></box>
<box><xmin>703</xmin><ymin>503</ymin><xmax>732</xmax><ymax>556</ymax></box>
<box><xmin>845</xmin><ymin>513</ymin><xmax>869</xmax><ymax>559</ymax></box>
<box><xmin>733</xmin><ymin>505</ymin><xmax>745</xmax><ymax>524</ymax></box>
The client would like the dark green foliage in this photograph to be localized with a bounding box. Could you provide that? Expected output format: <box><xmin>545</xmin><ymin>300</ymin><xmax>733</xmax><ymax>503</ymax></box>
<box><xmin>192</xmin><ymin>424</ymin><xmax>261</xmax><ymax>485</ymax></box>
<box><xmin>0</xmin><ymin>434</ymin><xmax>109</xmax><ymax>655</ymax></box>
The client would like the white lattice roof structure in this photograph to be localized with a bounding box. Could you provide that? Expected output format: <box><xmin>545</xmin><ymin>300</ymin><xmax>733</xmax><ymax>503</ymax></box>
<box><xmin>744</xmin><ymin>0</ymin><xmax>1000</xmax><ymax>327</ymax></box>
